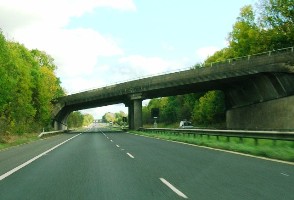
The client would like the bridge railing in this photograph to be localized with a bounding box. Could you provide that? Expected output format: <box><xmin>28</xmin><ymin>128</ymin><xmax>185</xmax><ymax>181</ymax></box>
<box><xmin>201</xmin><ymin>46</ymin><xmax>294</xmax><ymax>68</ymax></box>
<box><xmin>38</xmin><ymin>130</ymin><xmax>70</xmax><ymax>138</ymax></box>
<box><xmin>138</xmin><ymin>128</ymin><xmax>294</xmax><ymax>143</ymax></box>
<box><xmin>67</xmin><ymin>46</ymin><xmax>294</xmax><ymax>95</ymax></box>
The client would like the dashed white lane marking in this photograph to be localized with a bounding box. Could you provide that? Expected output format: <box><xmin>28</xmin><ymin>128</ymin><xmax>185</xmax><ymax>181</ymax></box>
<box><xmin>121</xmin><ymin>149</ymin><xmax>125</xmax><ymax>151</ymax></box>
<box><xmin>0</xmin><ymin>133</ymin><xmax>82</xmax><ymax>181</ymax></box>
<box><xmin>116</xmin><ymin>145</ymin><xmax>120</xmax><ymax>148</ymax></box>
<box><xmin>110</xmin><ymin>140</ymin><xmax>113</xmax><ymax>142</ymax></box>
<box><xmin>160</xmin><ymin>178</ymin><xmax>188</xmax><ymax>199</ymax></box>
<box><xmin>281</xmin><ymin>173</ymin><xmax>289</xmax><ymax>176</ymax></box>
<box><xmin>126</xmin><ymin>152</ymin><xmax>134</xmax><ymax>158</ymax></box>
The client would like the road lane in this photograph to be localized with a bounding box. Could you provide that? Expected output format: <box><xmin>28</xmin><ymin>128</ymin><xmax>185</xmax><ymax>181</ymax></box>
<box><xmin>0</xmin><ymin>128</ymin><xmax>293</xmax><ymax>199</ymax></box>
<box><xmin>0</xmin><ymin>132</ymin><xmax>171</xmax><ymax>199</ymax></box>
<box><xmin>0</xmin><ymin>133</ymin><xmax>81</xmax><ymax>176</ymax></box>
<box><xmin>103</xmin><ymin>129</ymin><xmax>294</xmax><ymax>200</ymax></box>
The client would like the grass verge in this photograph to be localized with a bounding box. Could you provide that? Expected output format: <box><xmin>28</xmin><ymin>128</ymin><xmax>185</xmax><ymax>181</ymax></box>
<box><xmin>130</xmin><ymin>130</ymin><xmax>294</xmax><ymax>163</ymax></box>
<box><xmin>0</xmin><ymin>133</ymin><xmax>40</xmax><ymax>151</ymax></box>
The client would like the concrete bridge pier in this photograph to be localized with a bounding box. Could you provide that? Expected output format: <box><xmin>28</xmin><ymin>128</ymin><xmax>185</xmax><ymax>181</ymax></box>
<box><xmin>127</xmin><ymin>93</ymin><xmax>143</xmax><ymax>130</ymax></box>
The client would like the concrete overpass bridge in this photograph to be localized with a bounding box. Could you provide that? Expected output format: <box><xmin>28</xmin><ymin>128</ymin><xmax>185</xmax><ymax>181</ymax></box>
<box><xmin>52</xmin><ymin>47</ymin><xmax>294</xmax><ymax>130</ymax></box>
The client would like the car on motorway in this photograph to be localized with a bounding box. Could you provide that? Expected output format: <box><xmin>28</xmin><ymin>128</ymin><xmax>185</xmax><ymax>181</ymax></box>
<box><xmin>179</xmin><ymin>120</ymin><xmax>193</xmax><ymax>129</ymax></box>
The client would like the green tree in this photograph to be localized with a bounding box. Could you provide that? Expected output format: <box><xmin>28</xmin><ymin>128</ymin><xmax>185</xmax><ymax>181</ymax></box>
<box><xmin>161</xmin><ymin>96</ymin><xmax>179</xmax><ymax>124</ymax></box>
<box><xmin>5</xmin><ymin>42</ymin><xmax>37</xmax><ymax>134</ymax></box>
<box><xmin>258</xmin><ymin>0</ymin><xmax>294</xmax><ymax>49</ymax></box>
<box><xmin>102</xmin><ymin>112</ymin><xmax>116</xmax><ymax>123</ymax></box>
<box><xmin>67</xmin><ymin>111</ymin><xmax>84</xmax><ymax>128</ymax></box>
<box><xmin>31</xmin><ymin>50</ymin><xmax>65</xmax><ymax>129</ymax></box>
<box><xmin>228</xmin><ymin>5</ymin><xmax>262</xmax><ymax>56</ymax></box>
<box><xmin>192</xmin><ymin>91</ymin><xmax>225</xmax><ymax>125</ymax></box>
<box><xmin>0</xmin><ymin>31</ymin><xmax>65</xmax><ymax>136</ymax></box>
<box><xmin>0</xmin><ymin>31</ymin><xmax>16</xmax><ymax>134</ymax></box>
<box><xmin>83</xmin><ymin>114</ymin><xmax>94</xmax><ymax>127</ymax></box>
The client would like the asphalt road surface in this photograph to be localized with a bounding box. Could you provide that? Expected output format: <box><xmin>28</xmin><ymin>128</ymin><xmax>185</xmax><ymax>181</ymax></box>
<box><xmin>0</xmin><ymin>126</ymin><xmax>293</xmax><ymax>200</ymax></box>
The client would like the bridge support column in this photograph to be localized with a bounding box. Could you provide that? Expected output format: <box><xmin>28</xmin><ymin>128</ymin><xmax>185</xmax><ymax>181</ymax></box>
<box><xmin>128</xmin><ymin>104</ymin><xmax>134</xmax><ymax>129</ymax></box>
<box><xmin>128</xmin><ymin>93</ymin><xmax>143</xmax><ymax>130</ymax></box>
<box><xmin>226</xmin><ymin>95</ymin><xmax>294</xmax><ymax>130</ymax></box>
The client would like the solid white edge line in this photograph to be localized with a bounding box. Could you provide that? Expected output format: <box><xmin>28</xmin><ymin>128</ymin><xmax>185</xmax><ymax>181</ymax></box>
<box><xmin>160</xmin><ymin>178</ymin><xmax>188</xmax><ymax>199</ymax></box>
<box><xmin>0</xmin><ymin>133</ymin><xmax>82</xmax><ymax>181</ymax></box>
<box><xmin>130</xmin><ymin>133</ymin><xmax>294</xmax><ymax>166</ymax></box>
<box><xmin>126</xmin><ymin>152</ymin><xmax>134</xmax><ymax>158</ymax></box>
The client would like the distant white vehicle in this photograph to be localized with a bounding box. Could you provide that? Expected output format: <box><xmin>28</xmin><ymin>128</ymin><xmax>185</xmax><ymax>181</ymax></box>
<box><xmin>179</xmin><ymin>121</ymin><xmax>193</xmax><ymax>129</ymax></box>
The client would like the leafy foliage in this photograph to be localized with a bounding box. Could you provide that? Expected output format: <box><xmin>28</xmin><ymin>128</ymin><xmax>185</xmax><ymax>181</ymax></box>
<box><xmin>102</xmin><ymin>111</ymin><xmax>126</xmax><ymax>125</ymax></box>
<box><xmin>67</xmin><ymin>111</ymin><xmax>84</xmax><ymax>128</ymax></box>
<box><xmin>0</xmin><ymin>30</ymin><xmax>65</xmax><ymax>136</ymax></box>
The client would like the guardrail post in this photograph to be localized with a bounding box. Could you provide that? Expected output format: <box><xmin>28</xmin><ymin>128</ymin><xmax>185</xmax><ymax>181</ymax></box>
<box><xmin>254</xmin><ymin>138</ymin><xmax>258</xmax><ymax>145</ymax></box>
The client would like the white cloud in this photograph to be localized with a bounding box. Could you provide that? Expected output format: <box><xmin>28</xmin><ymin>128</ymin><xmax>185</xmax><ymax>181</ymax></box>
<box><xmin>0</xmin><ymin>0</ymin><xmax>136</xmax><ymax>31</ymax></box>
<box><xmin>0</xmin><ymin>0</ymin><xmax>135</xmax><ymax>94</ymax></box>
<box><xmin>196</xmin><ymin>46</ymin><xmax>219</xmax><ymax>61</ymax></box>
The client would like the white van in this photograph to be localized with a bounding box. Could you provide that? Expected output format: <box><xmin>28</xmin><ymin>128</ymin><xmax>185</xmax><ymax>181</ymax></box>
<box><xmin>179</xmin><ymin>121</ymin><xmax>193</xmax><ymax>129</ymax></box>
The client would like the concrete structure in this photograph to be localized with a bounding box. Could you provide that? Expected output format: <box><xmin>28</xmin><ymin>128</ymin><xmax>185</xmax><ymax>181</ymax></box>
<box><xmin>52</xmin><ymin>48</ymin><xmax>294</xmax><ymax>130</ymax></box>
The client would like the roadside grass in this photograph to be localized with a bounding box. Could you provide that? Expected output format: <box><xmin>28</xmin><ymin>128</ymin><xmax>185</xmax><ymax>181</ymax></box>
<box><xmin>144</xmin><ymin>122</ymin><xmax>227</xmax><ymax>129</ymax></box>
<box><xmin>0</xmin><ymin>133</ymin><xmax>39</xmax><ymax>151</ymax></box>
<box><xmin>130</xmin><ymin>131</ymin><xmax>294</xmax><ymax>162</ymax></box>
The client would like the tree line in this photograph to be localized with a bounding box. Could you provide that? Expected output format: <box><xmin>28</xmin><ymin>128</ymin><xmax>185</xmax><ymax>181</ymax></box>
<box><xmin>0</xmin><ymin>31</ymin><xmax>65</xmax><ymax>135</ymax></box>
<box><xmin>142</xmin><ymin>0</ymin><xmax>293</xmax><ymax>127</ymax></box>
<box><xmin>0</xmin><ymin>31</ymin><xmax>94</xmax><ymax>137</ymax></box>
<box><xmin>102</xmin><ymin>111</ymin><xmax>127</xmax><ymax>126</ymax></box>
<box><xmin>67</xmin><ymin>112</ymin><xmax>94</xmax><ymax>128</ymax></box>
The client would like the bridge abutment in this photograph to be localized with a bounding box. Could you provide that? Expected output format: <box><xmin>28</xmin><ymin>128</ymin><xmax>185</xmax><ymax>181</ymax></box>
<box><xmin>53</xmin><ymin>120</ymin><xmax>67</xmax><ymax>130</ymax></box>
<box><xmin>227</xmin><ymin>95</ymin><xmax>294</xmax><ymax>130</ymax></box>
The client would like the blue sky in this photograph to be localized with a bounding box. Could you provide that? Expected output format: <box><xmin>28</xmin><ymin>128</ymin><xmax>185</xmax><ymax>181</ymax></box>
<box><xmin>0</xmin><ymin>0</ymin><xmax>256</xmax><ymax>118</ymax></box>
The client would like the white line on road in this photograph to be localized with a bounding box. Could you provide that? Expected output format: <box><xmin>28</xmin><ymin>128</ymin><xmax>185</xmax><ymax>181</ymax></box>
<box><xmin>281</xmin><ymin>173</ymin><xmax>289</xmax><ymax>176</ymax></box>
<box><xmin>116</xmin><ymin>145</ymin><xmax>120</xmax><ymax>148</ymax></box>
<box><xmin>110</xmin><ymin>140</ymin><xmax>113</xmax><ymax>142</ymax></box>
<box><xmin>133</xmin><ymin>134</ymin><xmax>294</xmax><ymax>166</ymax></box>
<box><xmin>160</xmin><ymin>178</ymin><xmax>188</xmax><ymax>199</ymax></box>
<box><xmin>126</xmin><ymin>152</ymin><xmax>134</xmax><ymax>158</ymax></box>
<box><xmin>0</xmin><ymin>133</ymin><xmax>82</xmax><ymax>181</ymax></box>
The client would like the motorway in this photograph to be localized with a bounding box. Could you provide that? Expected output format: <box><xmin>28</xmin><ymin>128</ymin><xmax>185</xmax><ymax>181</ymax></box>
<box><xmin>0</xmin><ymin>126</ymin><xmax>293</xmax><ymax>200</ymax></box>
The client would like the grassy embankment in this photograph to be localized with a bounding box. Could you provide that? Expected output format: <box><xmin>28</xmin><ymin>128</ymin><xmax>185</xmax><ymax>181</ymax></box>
<box><xmin>130</xmin><ymin>127</ymin><xmax>294</xmax><ymax>163</ymax></box>
<box><xmin>0</xmin><ymin>133</ymin><xmax>39</xmax><ymax>151</ymax></box>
